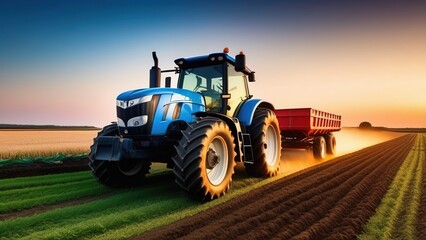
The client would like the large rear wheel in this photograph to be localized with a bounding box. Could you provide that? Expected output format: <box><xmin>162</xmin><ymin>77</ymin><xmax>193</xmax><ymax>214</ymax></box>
<box><xmin>245</xmin><ymin>108</ymin><xmax>281</xmax><ymax>177</ymax></box>
<box><xmin>173</xmin><ymin>117</ymin><xmax>236</xmax><ymax>201</ymax></box>
<box><xmin>89</xmin><ymin>124</ymin><xmax>151</xmax><ymax>187</ymax></box>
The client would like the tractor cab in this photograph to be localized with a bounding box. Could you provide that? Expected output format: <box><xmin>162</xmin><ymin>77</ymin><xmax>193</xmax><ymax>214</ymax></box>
<box><xmin>175</xmin><ymin>49</ymin><xmax>255</xmax><ymax>117</ymax></box>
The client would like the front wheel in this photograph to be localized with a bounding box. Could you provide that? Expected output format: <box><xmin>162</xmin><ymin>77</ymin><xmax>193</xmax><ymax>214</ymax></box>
<box><xmin>245</xmin><ymin>108</ymin><xmax>281</xmax><ymax>177</ymax></box>
<box><xmin>173</xmin><ymin>117</ymin><xmax>236</xmax><ymax>201</ymax></box>
<box><xmin>89</xmin><ymin>123</ymin><xmax>151</xmax><ymax>187</ymax></box>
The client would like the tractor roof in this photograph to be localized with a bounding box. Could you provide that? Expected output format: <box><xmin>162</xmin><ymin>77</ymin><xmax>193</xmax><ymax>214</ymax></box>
<box><xmin>174</xmin><ymin>53</ymin><xmax>236</xmax><ymax>69</ymax></box>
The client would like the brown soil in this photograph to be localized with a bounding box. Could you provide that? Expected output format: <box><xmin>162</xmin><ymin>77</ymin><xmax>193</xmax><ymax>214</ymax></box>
<box><xmin>134</xmin><ymin>134</ymin><xmax>415</xmax><ymax>240</ymax></box>
<box><xmin>0</xmin><ymin>157</ymin><xmax>90</xmax><ymax>179</ymax></box>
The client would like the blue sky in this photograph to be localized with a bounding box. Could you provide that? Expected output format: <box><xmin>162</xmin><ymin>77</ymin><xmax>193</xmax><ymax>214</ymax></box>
<box><xmin>1</xmin><ymin>1</ymin><xmax>425</xmax><ymax>127</ymax></box>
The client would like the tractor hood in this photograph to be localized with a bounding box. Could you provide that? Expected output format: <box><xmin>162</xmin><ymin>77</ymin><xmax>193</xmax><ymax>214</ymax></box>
<box><xmin>116</xmin><ymin>88</ymin><xmax>206</xmax><ymax>136</ymax></box>
<box><xmin>117</xmin><ymin>87</ymin><xmax>203</xmax><ymax>103</ymax></box>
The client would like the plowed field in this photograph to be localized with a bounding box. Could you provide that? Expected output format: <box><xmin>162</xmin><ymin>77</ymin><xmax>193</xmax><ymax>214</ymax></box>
<box><xmin>135</xmin><ymin>134</ymin><xmax>416</xmax><ymax>240</ymax></box>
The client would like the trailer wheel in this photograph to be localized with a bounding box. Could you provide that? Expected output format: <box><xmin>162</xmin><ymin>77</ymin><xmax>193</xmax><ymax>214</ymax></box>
<box><xmin>173</xmin><ymin>117</ymin><xmax>236</xmax><ymax>201</ymax></box>
<box><xmin>324</xmin><ymin>133</ymin><xmax>336</xmax><ymax>155</ymax></box>
<box><xmin>313</xmin><ymin>136</ymin><xmax>326</xmax><ymax>160</ymax></box>
<box><xmin>89</xmin><ymin>123</ymin><xmax>151</xmax><ymax>187</ymax></box>
<box><xmin>245</xmin><ymin>108</ymin><xmax>281</xmax><ymax>177</ymax></box>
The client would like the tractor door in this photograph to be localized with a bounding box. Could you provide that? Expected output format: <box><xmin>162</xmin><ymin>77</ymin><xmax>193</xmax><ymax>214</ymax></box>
<box><xmin>178</xmin><ymin>64</ymin><xmax>225</xmax><ymax>113</ymax></box>
<box><xmin>226</xmin><ymin>63</ymin><xmax>250</xmax><ymax>117</ymax></box>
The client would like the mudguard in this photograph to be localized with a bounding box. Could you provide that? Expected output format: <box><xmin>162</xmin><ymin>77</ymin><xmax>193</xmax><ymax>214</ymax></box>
<box><xmin>237</xmin><ymin>99</ymin><xmax>275</xmax><ymax>126</ymax></box>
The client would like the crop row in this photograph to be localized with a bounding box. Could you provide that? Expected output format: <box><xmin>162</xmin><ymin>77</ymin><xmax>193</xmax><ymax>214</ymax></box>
<box><xmin>0</xmin><ymin>177</ymin><xmax>110</xmax><ymax>214</ymax></box>
<box><xmin>358</xmin><ymin>134</ymin><xmax>425</xmax><ymax>240</ymax></box>
<box><xmin>0</xmin><ymin>171</ymin><xmax>92</xmax><ymax>191</ymax></box>
<box><xmin>134</xmin><ymin>134</ymin><xmax>416</xmax><ymax>240</ymax></box>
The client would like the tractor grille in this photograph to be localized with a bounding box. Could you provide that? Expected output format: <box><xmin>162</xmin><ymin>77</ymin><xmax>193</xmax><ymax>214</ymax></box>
<box><xmin>116</xmin><ymin>95</ymin><xmax>160</xmax><ymax>136</ymax></box>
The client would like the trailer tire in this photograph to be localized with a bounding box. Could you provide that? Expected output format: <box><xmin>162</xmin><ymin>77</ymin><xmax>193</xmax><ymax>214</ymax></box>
<box><xmin>173</xmin><ymin>117</ymin><xmax>236</xmax><ymax>201</ymax></box>
<box><xmin>313</xmin><ymin>136</ymin><xmax>326</xmax><ymax>160</ymax></box>
<box><xmin>245</xmin><ymin>108</ymin><xmax>281</xmax><ymax>177</ymax></box>
<box><xmin>324</xmin><ymin>133</ymin><xmax>336</xmax><ymax>155</ymax></box>
<box><xmin>89</xmin><ymin>123</ymin><xmax>151</xmax><ymax>187</ymax></box>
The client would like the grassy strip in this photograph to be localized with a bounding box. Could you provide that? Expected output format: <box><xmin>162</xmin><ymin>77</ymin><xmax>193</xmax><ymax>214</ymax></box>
<box><xmin>0</xmin><ymin>183</ymin><xmax>180</xmax><ymax>239</ymax></box>
<box><xmin>358</xmin><ymin>134</ymin><xmax>424</xmax><ymax>240</ymax></box>
<box><xmin>0</xmin><ymin>164</ymin><xmax>170</xmax><ymax>214</ymax></box>
<box><xmin>0</xmin><ymin>163</ymin><xmax>167</xmax><ymax>191</ymax></box>
<box><xmin>0</xmin><ymin>179</ymin><xmax>96</xmax><ymax>201</ymax></box>
<box><xmin>402</xmin><ymin>137</ymin><xmax>424</xmax><ymax>238</ymax></box>
<box><xmin>0</xmin><ymin>153</ymin><xmax>87</xmax><ymax>167</ymax></box>
<box><xmin>20</xmin><ymin>197</ymin><xmax>192</xmax><ymax>240</ymax></box>
<box><xmin>0</xmin><ymin>179</ymin><xmax>110</xmax><ymax>213</ymax></box>
<box><xmin>0</xmin><ymin>171</ymin><xmax>92</xmax><ymax>191</ymax></box>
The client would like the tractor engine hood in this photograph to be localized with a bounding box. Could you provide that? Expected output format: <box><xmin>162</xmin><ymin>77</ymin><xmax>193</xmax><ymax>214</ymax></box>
<box><xmin>116</xmin><ymin>88</ymin><xmax>205</xmax><ymax>136</ymax></box>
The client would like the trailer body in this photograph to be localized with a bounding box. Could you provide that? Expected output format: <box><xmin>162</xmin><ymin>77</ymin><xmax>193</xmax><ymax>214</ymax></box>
<box><xmin>275</xmin><ymin>108</ymin><xmax>341</xmax><ymax>152</ymax></box>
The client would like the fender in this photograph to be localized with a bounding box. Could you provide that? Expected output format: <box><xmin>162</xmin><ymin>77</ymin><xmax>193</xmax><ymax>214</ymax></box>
<box><xmin>236</xmin><ymin>99</ymin><xmax>275</xmax><ymax>127</ymax></box>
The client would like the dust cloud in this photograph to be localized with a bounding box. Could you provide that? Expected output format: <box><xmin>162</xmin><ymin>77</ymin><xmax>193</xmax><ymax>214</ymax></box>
<box><xmin>280</xmin><ymin>128</ymin><xmax>405</xmax><ymax>176</ymax></box>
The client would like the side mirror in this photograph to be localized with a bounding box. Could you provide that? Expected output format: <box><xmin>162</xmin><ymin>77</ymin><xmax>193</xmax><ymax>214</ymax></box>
<box><xmin>248</xmin><ymin>72</ymin><xmax>256</xmax><ymax>82</ymax></box>
<box><xmin>165</xmin><ymin>77</ymin><xmax>171</xmax><ymax>88</ymax></box>
<box><xmin>235</xmin><ymin>52</ymin><xmax>246</xmax><ymax>72</ymax></box>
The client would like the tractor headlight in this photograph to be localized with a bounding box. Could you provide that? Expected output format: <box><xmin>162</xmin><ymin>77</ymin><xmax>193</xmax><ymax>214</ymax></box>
<box><xmin>127</xmin><ymin>115</ymin><xmax>148</xmax><ymax>127</ymax></box>
<box><xmin>116</xmin><ymin>95</ymin><xmax>153</xmax><ymax>109</ymax></box>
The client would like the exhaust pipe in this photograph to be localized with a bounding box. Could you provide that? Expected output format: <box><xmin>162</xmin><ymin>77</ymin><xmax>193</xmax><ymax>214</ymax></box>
<box><xmin>149</xmin><ymin>52</ymin><xmax>161</xmax><ymax>88</ymax></box>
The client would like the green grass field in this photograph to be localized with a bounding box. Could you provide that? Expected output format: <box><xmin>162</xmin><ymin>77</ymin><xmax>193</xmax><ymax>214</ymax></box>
<box><xmin>0</xmin><ymin>163</ymin><xmax>276</xmax><ymax>240</ymax></box>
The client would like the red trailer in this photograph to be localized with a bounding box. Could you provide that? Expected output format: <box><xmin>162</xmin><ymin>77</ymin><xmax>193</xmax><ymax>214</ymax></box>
<box><xmin>275</xmin><ymin>108</ymin><xmax>341</xmax><ymax>159</ymax></box>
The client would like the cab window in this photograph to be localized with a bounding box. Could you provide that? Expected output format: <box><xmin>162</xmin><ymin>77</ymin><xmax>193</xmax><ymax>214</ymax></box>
<box><xmin>179</xmin><ymin>64</ymin><xmax>224</xmax><ymax>112</ymax></box>
<box><xmin>227</xmin><ymin>64</ymin><xmax>249</xmax><ymax>116</ymax></box>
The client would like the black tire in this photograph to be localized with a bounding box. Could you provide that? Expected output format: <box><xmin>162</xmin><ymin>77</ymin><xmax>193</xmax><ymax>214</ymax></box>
<box><xmin>324</xmin><ymin>133</ymin><xmax>336</xmax><ymax>155</ymax></box>
<box><xmin>245</xmin><ymin>108</ymin><xmax>281</xmax><ymax>177</ymax></box>
<box><xmin>173</xmin><ymin>117</ymin><xmax>236</xmax><ymax>201</ymax></box>
<box><xmin>313</xmin><ymin>136</ymin><xmax>326</xmax><ymax>160</ymax></box>
<box><xmin>89</xmin><ymin>123</ymin><xmax>151</xmax><ymax>187</ymax></box>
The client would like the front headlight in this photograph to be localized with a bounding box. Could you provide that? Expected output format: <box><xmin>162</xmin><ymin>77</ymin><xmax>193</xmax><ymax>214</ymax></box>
<box><xmin>127</xmin><ymin>115</ymin><xmax>148</xmax><ymax>127</ymax></box>
<box><xmin>116</xmin><ymin>95</ymin><xmax>153</xmax><ymax>109</ymax></box>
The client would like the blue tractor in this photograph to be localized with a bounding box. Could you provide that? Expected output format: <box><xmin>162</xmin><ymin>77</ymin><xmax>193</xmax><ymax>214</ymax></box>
<box><xmin>89</xmin><ymin>49</ymin><xmax>281</xmax><ymax>201</ymax></box>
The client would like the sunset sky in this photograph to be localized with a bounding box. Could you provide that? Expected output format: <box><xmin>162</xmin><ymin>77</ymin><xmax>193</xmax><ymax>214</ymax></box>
<box><xmin>0</xmin><ymin>1</ymin><xmax>425</xmax><ymax>128</ymax></box>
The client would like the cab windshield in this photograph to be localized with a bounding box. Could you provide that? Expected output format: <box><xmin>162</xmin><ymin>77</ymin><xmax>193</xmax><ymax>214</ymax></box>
<box><xmin>178</xmin><ymin>64</ymin><xmax>223</xmax><ymax>112</ymax></box>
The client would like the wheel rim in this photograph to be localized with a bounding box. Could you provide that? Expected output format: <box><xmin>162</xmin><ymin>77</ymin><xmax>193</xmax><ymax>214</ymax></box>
<box><xmin>206</xmin><ymin>136</ymin><xmax>228</xmax><ymax>186</ymax></box>
<box><xmin>265</xmin><ymin>125</ymin><xmax>278</xmax><ymax>167</ymax></box>
<box><xmin>118</xmin><ymin>159</ymin><xmax>144</xmax><ymax>176</ymax></box>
